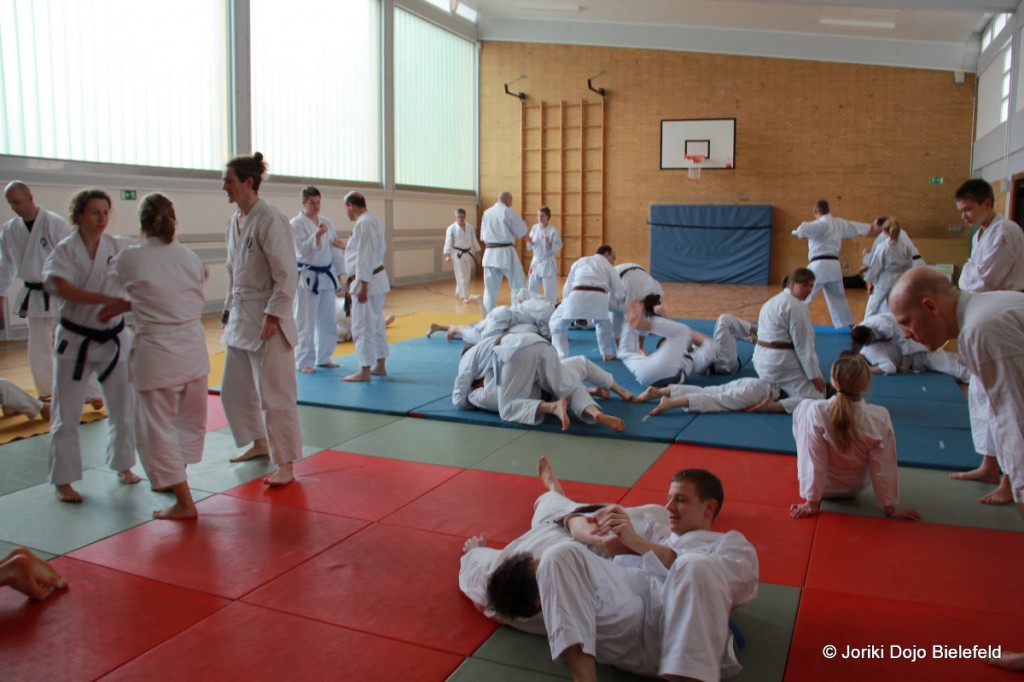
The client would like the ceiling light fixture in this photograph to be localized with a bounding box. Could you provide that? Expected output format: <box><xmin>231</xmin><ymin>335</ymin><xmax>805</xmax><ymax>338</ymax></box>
<box><xmin>819</xmin><ymin>17</ymin><xmax>896</xmax><ymax>30</ymax></box>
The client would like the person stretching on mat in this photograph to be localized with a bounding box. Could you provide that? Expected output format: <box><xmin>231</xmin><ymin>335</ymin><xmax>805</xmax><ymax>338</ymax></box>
<box><xmin>0</xmin><ymin>547</ymin><xmax>67</xmax><ymax>600</ymax></box>
<box><xmin>482</xmin><ymin>467</ymin><xmax>759</xmax><ymax>681</ymax></box>
<box><xmin>789</xmin><ymin>354</ymin><xmax>921</xmax><ymax>521</ymax></box>
<box><xmin>617</xmin><ymin>300</ymin><xmax>718</xmax><ymax>389</ymax></box>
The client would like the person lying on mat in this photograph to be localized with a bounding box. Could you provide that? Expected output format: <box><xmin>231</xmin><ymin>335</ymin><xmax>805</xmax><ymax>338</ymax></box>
<box><xmin>0</xmin><ymin>377</ymin><xmax>50</xmax><ymax>421</ymax></box>
<box><xmin>452</xmin><ymin>330</ymin><xmax>626</xmax><ymax>432</ymax></box>
<box><xmin>428</xmin><ymin>289</ymin><xmax>554</xmax><ymax>344</ymax></box>
<box><xmin>634</xmin><ymin>376</ymin><xmax>798</xmax><ymax>416</ymax></box>
<box><xmin>849</xmin><ymin>313</ymin><xmax>970</xmax><ymax>381</ymax></box>
<box><xmin>0</xmin><ymin>547</ymin><xmax>67</xmax><ymax>601</ymax></box>
<box><xmin>460</xmin><ymin>456</ymin><xmax>663</xmax><ymax>634</ymax></box>
<box><xmin>705</xmin><ymin>313</ymin><xmax>757</xmax><ymax>375</ymax></box>
<box><xmin>616</xmin><ymin>300</ymin><xmax>718</xmax><ymax>389</ymax></box>
<box><xmin>478</xmin><ymin>464</ymin><xmax>758</xmax><ymax>682</ymax></box>
<box><xmin>611</xmin><ymin>260</ymin><xmax>665</xmax><ymax>352</ymax></box>
<box><xmin>789</xmin><ymin>354</ymin><xmax>920</xmax><ymax>521</ymax></box>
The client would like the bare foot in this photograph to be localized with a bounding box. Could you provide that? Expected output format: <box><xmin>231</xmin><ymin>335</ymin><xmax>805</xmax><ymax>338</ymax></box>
<box><xmin>385</xmin><ymin>314</ymin><xmax>396</xmax><ymax>327</ymax></box>
<box><xmin>612</xmin><ymin>385</ymin><xmax>633</xmax><ymax>401</ymax></box>
<box><xmin>595</xmin><ymin>413</ymin><xmax>626</xmax><ymax>432</ymax></box>
<box><xmin>118</xmin><ymin>469</ymin><xmax>141</xmax><ymax>485</ymax></box>
<box><xmin>2</xmin><ymin>548</ymin><xmax>67</xmax><ymax>600</ymax></box>
<box><xmin>445</xmin><ymin>327</ymin><xmax>459</xmax><ymax>343</ymax></box>
<box><xmin>950</xmin><ymin>464</ymin><xmax>1001</xmax><ymax>484</ymax></box>
<box><xmin>989</xmin><ymin>651</ymin><xmax>1024</xmax><ymax>671</ymax></box>
<box><xmin>319</xmin><ymin>362</ymin><xmax>340</xmax><ymax>368</ymax></box>
<box><xmin>299</xmin><ymin>367</ymin><xmax>316</xmax><ymax>374</ymax></box>
<box><xmin>602</xmin><ymin>354</ymin><xmax>616</xmax><ymax>362</ymax></box>
<box><xmin>370</xmin><ymin>361</ymin><xmax>387</xmax><ymax>376</ymax></box>
<box><xmin>55</xmin><ymin>484</ymin><xmax>82</xmax><ymax>503</ymax></box>
<box><xmin>343</xmin><ymin>369</ymin><xmax>372</xmax><ymax>382</ymax></box>
<box><xmin>264</xmin><ymin>464</ymin><xmax>295</xmax><ymax>487</ymax></box>
<box><xmin>980</xmin><ymin>475</ymin><xmax>1014</xmax><ymax>505</ymax></box>
<box><xmin>39</xmin><ymin>403</ymin><xmax>51</xmax><ymax>421</ymax></box>
<box><xmin>462</xmin><ymin>533</ymin><xmax>486</xmax><ymax>553</ymax></box>
<box><xmin>468</xmin><ymin>294</ymin><xmax>482</xmax><ymax>302</ymax></box>
<box><xmin>650</xmin><ymin>396</ymin><xmax>684</xmax><ymax>416</ymax></box>
<box><xmin>427</xmin><ymin>323</ymin><xmax>445</xmax><ymax>338</ymax></box>
<box><xmin>230</xmin><ymin>443</ymin><xmax>270</xmax><ymax>462</ymax></box>
<box><xmin>153</xmin><ymin>502</ymin><xmax>198</xmax><ymax>520</ymax></box>
<box><xmin>88</xmin><ymin>397</ymin><xmax>104</xmax><ymax>410</ymax></box>
<box><xmin>537</xmin><ymin>456</ymin><xmax>565</xmax><ymax>495</ymax></box>
<box><xmin>633</xmin><ymin>387</ymin><xmax>663</xmax><ymax>403</ymax></box>
<box><xmin>539</xmin><ymin>399</ymin><xmax>571</xmax><ymax>431</ymax></box>
<box><xmin>588</xmin><ymin>386</ymin><xmax>611</xmax><ymax>399</ymax></box>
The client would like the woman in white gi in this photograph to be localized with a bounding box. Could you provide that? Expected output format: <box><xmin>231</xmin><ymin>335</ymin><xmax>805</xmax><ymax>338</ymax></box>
<box><xmin>790</xmin><ymin>354</ymin><xmax>920</xmax><ymax>520</ymax></box>
<box><xmin>525</xmin><ymin>206</ymin><xmax>562</xmax><ymax>305</ymax></box>
<box><xmin>443</xmin><ymin>208</ymin><xmax>480</xmax><ymax>302</ymax></box>
<box><xmin>859</xmin><ymin>217</ymin><xmax>913</xmax><ymax>318</ymax></box>
<box><xmin>43</xmin><ymin>189</ymin><xmax>140</xmax><ymax>503</ymax></box>
<box><xmin>220</xmin><ymin>152</ymin><xmax>302</xmax><ymax>487</ymax></box>
<box><xmin>102</xmin><ymin>194</ymin><xmax>208</xmax><ymax>519</ymax></box>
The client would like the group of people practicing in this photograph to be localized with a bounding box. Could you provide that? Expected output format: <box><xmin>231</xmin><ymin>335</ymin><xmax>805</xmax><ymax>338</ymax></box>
<box><xmin>0</xmin><ymin>153</ymin><xmax>398</xmax><ymax>517</ymax></box>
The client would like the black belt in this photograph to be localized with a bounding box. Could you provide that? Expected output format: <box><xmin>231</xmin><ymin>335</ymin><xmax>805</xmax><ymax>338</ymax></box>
<box><xmin>343</xmin><ymin>265</ymin><xmax>385</xmax><ymax>316</ymax></box>
<box><xmin>297</xmin><ymin>262</ymin><xmax>337</xmax><ymax>295</ymax></box>
<box><xmin>18</xmin><ymin>281</ymin><xmax>49</xmax><ymax>318</ymax></box>
<box><xmin>455</xmin><ymin>247</ymin><xmax>472</xmax><ymax>259</ymax></box>
<box><xmin>809</xmin><ymin>255</ymin><xmax>839</xmax><ymax>262</ymax></box>
<box><xmin>486</xmin><ymin>242</ymin><xmax>513</xmax><ymax>248</ymax></box>
<box><xmin>618</xmin><ymin>266</ymin><xmax>644</xmax><ymax>279</ymax></box>
<box><xmin>912</xmin><ymin>254</ymin><xmax>922</xmax><ymax>260</ymax></box>
<box><xmin>59</xmin><ymin>317</ymin><xmax>125</xmax><ymax>383</ymax></box>
<box><xmin>572</xmin><ymin>286</ymin><xmax>606</xmax><ymax>293</ymax></box>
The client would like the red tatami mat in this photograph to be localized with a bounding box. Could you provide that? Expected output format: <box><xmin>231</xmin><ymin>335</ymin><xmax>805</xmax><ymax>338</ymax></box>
<box><xmin>69</xmin><ymin>495</ymin><xmax>366</xmax><ymax>599</ymax></box>
<box><xmin>383</xmin><ymin>468</ymin><xmax>628</xmax><ymax>546</ymax></box>
<box><xmin>101</xmin><ymin>601</ymin><xmax>463</xmax><ymax>682</ymax></box>
<box><xmin>786</xmin><ymin>588</ymin><xmax>1023</xmax><ymax>681</ymax></box>
<box><xmin>225</xmin><ymin>450</ymin><xmax>459</xmax><ymax>521</ymax></box>
<box><xmin>806</xmin><ymin>513</ymin><xmax>1024</xmax><ymax>616</ymax></box>
<box><xmin>0</xmin><ymin>557</ymin><xmax>227</xmax><ymax>681</ymax></box>
<box><xmin>206</xmin><ymin>393</ymin><xmax>228</xmax><ymax>432</ymax></box>
<box><xmin>619</xmin><ymin>489</ymin><xmax>816</xmax><ymax>587</ymax></box>
<box><xmin>244</xmin><ymin>523</ymin><xmax>497</xmax><ymax>655</ymax></box>
<box><xmin>633</xmin><ymin>443</ymin><xmax>799</xmax><ymax>507</ymax></box>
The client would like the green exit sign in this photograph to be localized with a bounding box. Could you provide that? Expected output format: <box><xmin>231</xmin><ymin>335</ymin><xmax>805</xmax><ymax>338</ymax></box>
<box><xmin>929</xmin><ymin>176</ymin><xmax>944</xmax><ymax>185</ymax></box>
<box><xmin>121</xmin><ymin>189</ymin><xmax>137</xmax><ymax>201</ymax></box>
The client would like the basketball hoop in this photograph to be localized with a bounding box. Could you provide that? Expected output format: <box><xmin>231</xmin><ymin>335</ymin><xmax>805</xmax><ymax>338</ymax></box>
<box><xmin>685</xmin><ymin>154</ymin><xmax>706</xmax><ymax>180</ymax></box>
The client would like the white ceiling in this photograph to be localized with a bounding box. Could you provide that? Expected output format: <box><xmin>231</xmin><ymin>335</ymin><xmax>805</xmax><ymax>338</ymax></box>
<box><xmin>466</xmin><ymin>0</ymin><xmax>1021</xmax><ymax>71</ymax></box>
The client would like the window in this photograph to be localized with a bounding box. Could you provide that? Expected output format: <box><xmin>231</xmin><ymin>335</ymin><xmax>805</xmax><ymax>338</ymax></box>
<box><xmin>981</xmin><ymin>13</ymin><xmax>1010</xmax><ymax>52</ymax></box>
<box><xmin>977</xmin><ymin>46</ymin><xmax>1011</xmax><ymax>138</ymax></box>
<box><xmin>0</xmin><ymin>0</ymin><xmax>230</xmax><ymax>170</ymax></box>
<box><xmin>394</xmin><ymin>7</ymin><xmax>475</xmax><ymax>190</ymax></box>
<box><xmin>249</xmin><ymin>0</ymin><xmax>380</xmax><ymax>182</ymax></box>
<box><xmin>1001</xmin><ymin>47</ymin><xmax>1012</xmax><ymax>123</ymax></box>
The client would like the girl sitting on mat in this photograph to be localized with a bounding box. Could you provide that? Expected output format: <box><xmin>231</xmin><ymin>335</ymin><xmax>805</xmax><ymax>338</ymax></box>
<box><xmin>790</xmin><ymin>354</ymin><xmax>921</xmax><ymax>520</ymax></box>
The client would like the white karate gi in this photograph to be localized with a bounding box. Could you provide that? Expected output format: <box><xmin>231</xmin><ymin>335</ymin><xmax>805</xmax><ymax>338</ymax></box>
<box><xmin>610</xmin><ymin>263</ymin><xmax>663</xmax><ymax>339</ymax></box>
<box><xmin>345</xmin><ymin>210</ymin><xmax>390</xmax><ymax>369</ymax></box>
<box><xmin>458</xmin><ymin>490</ymin><xmax>669</xmax><ymax>635</ymax></box>
<box><xmin>538</xmin><ymin>525</ymin><xmax>758</xmax><ymax>680</ymax></box>
<box><xmin>480</xmin><ymin>202</ymin><xmax>527</xmax><ymax>312</ymax></box>
<box><xmin>618</xmin><ymin>317</ymin><xmax>716</xmax><ymax>388</ymax></box>
<box><xmin>560</xmin><ymin>356</ymin><xmax>616</xmax><ymax>393</ymax></box>
<box><xmin>115</xmin><ymin>237</ymin><xmax>208</xmax><ymax>489</ymax></box>
<box><xmin>668</xmin><ymin>378</ymin><xmax>780</xmax><ymax>414</ymax></box>
<box><xmin>793</xmin><ymin>398</ymin><xmax>900</xmax><ymax>509</ymax></box>
<box><xmin>221</xmin><ymin>200</ymin><xmax>301</xmax><ymax>467</ymax></box>
<box><xmin>453</xmin><ymin>335</ymin><xmax>501</xmax><ymax>410</ymax></box>
<box><xmin>866</xmin><ymin>229</ymin><xmax>925</xmax><ymax>268</ymax></box>
<box><xmin>793</xmin><ymin>214</ymin><xmax>871</xmax><ymax>328</ymax></box>
<box><xmin>550</xmin><ymin>255</ymin><xmax>625</xmax><ymax>358</ymax></box>
<box><xmin>526</xmin><ymin>223</ymin><xmax>562</xmax><ymax>305</ymax></box>
<box><xmin>443</xmin><ymin>221</ymin><xmax>480</xmax><ymax>300</ymax></box>
<box><xmin>956</xmin><ymin>290</ymin><xmax>1024</xmax><ymax>502</ymax></box>
<box><xmin>862</xmin><ymin>237</ymin><xmax>913</xmax><ymax>317</ymax></box>
<box><xmin>0</xmin><ymin>208</ymin><xmax>69</xmax><ymax>396</ymax></box>
<box><xmin>752</xmin><ymin>288</ymin><xmax>825</xmax><ymax>410</ymax></box>
<box><xmin>42</xmin><ymin>233</ymin><xmax>136</xmax><ymax>485</ymax></box>
<box><xmin>0</xmin><ymin>377</ymin><xmax>44</xmax><ymax>417</ymax></box>
<box><xmin>857</xmin><ymin>313</ymin><xmax>968</xmax><ymax>380</ymax></box>
<box><xmin>958</xmin><ymin>215</ymin><xmax>1024</xmax><ymax>293</ymax></box>
<box><xmin>291</xmin><ymin>212</ymin><xmax>340</xmax><ymax>369</ymax></box>
<box><xmin>711</xmin><ymin>314</ymin><xmax>755</xmax><ymax>375</ymax></box>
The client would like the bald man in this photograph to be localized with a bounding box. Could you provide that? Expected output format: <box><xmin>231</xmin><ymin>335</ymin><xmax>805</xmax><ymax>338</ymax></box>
<box><xmin>890</xmin><ymin>267</ymin><xmax>1024</xmax><ymax>521</ymax></box>
<box><xmin>479</xmin><ymin>192</ymin><xmax>527</xmax><ymax>313</ymax></box>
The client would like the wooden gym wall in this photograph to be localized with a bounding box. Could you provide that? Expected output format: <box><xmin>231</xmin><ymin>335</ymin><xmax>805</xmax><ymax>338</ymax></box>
<box><xmin>479</xmin><ymin>41</ymin><xmax>977</xmax><ymax>282</ymax></box>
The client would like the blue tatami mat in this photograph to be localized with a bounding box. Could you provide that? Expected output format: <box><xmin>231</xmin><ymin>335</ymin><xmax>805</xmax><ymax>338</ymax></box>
<box><xmin>894</xmin><ymin>425</ymin><xmax>977</xmax><ymax>470</ymax></box>
<box><xmin>295</xmin><ymin>337</ymin><xmax>462</xmax><ymax>415</ymax></box>
<box><xmin>871</xmin><ymin>396</ymin><xmax>970</xmax><ymax>430</ymax></box>
<box><xmin>864</xmin><ymin>371</ymin><xmax>967</xmax><ymax>402</ymax></box>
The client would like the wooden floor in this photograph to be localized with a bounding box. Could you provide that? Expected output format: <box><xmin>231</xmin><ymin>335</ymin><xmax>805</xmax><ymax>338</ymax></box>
<box><xmin>0</xmin><ymin>275</ymin><xmax>867</xmax><ymax>393</ymax></box>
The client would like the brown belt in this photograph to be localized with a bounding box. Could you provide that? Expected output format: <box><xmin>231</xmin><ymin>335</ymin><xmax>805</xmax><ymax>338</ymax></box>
<box><xmin>756</xmin><ymin>339</ymin><xmax>795</xmax><ymax>350</ymax></box>
<box><xmin>573</xmin><ymin>286</ymin><xmax>607</xmax><ymax>293</ymax></box>
<box><xmin>343</xmin><ymin>265</ymin><xmax>386</xmax><ymax>316</ymax></box>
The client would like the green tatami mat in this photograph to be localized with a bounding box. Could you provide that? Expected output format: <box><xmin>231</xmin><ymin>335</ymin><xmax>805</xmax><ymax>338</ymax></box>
<box><xmin>0</xmin><ymin>539</ymin><xmax>55</xmax><ymax>561</ymax></box>
<box><xmin>336</xmin><ymin>417</ymin><xmax>527</xmax><ymax>468</ymax></box>
<box><xmin>296</xmin><ymin>405</ymin><xmax>400</xmax><ymax>450</ymax></box>
<box><xmin>820</xmin><ymin>465</ymin><xmax>1023</xmax><ymax>532</ymax></box>
<box><xmin>731</xmin><ymin>583</ymin><xmax>801</xmax><ymax>682</ymax></box>
<box><xmin>472</xmin><ymin>627</ymin><xmax>651</xmax><ymax>680</ymax></box>
<box><xmin>187</xmin><ymin>428</ymin><xmax>322</xmax><ymax>494</ymax></box>
<box><xmin>472</xmin><ymin>431</ymin><xmax>668</xmax><ymax>488</ymax></box>
<box><xmin>447</xmin><ymin>658</ymin><xmax>564</xmax><ymax>682</ymax></box>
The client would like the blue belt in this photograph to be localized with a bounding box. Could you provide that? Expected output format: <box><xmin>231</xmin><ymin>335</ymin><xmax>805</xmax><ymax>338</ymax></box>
<box><xmin>298</xmin><ymin>262</ymin><xmax>337</xmax><ymax>295</ymax></box>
